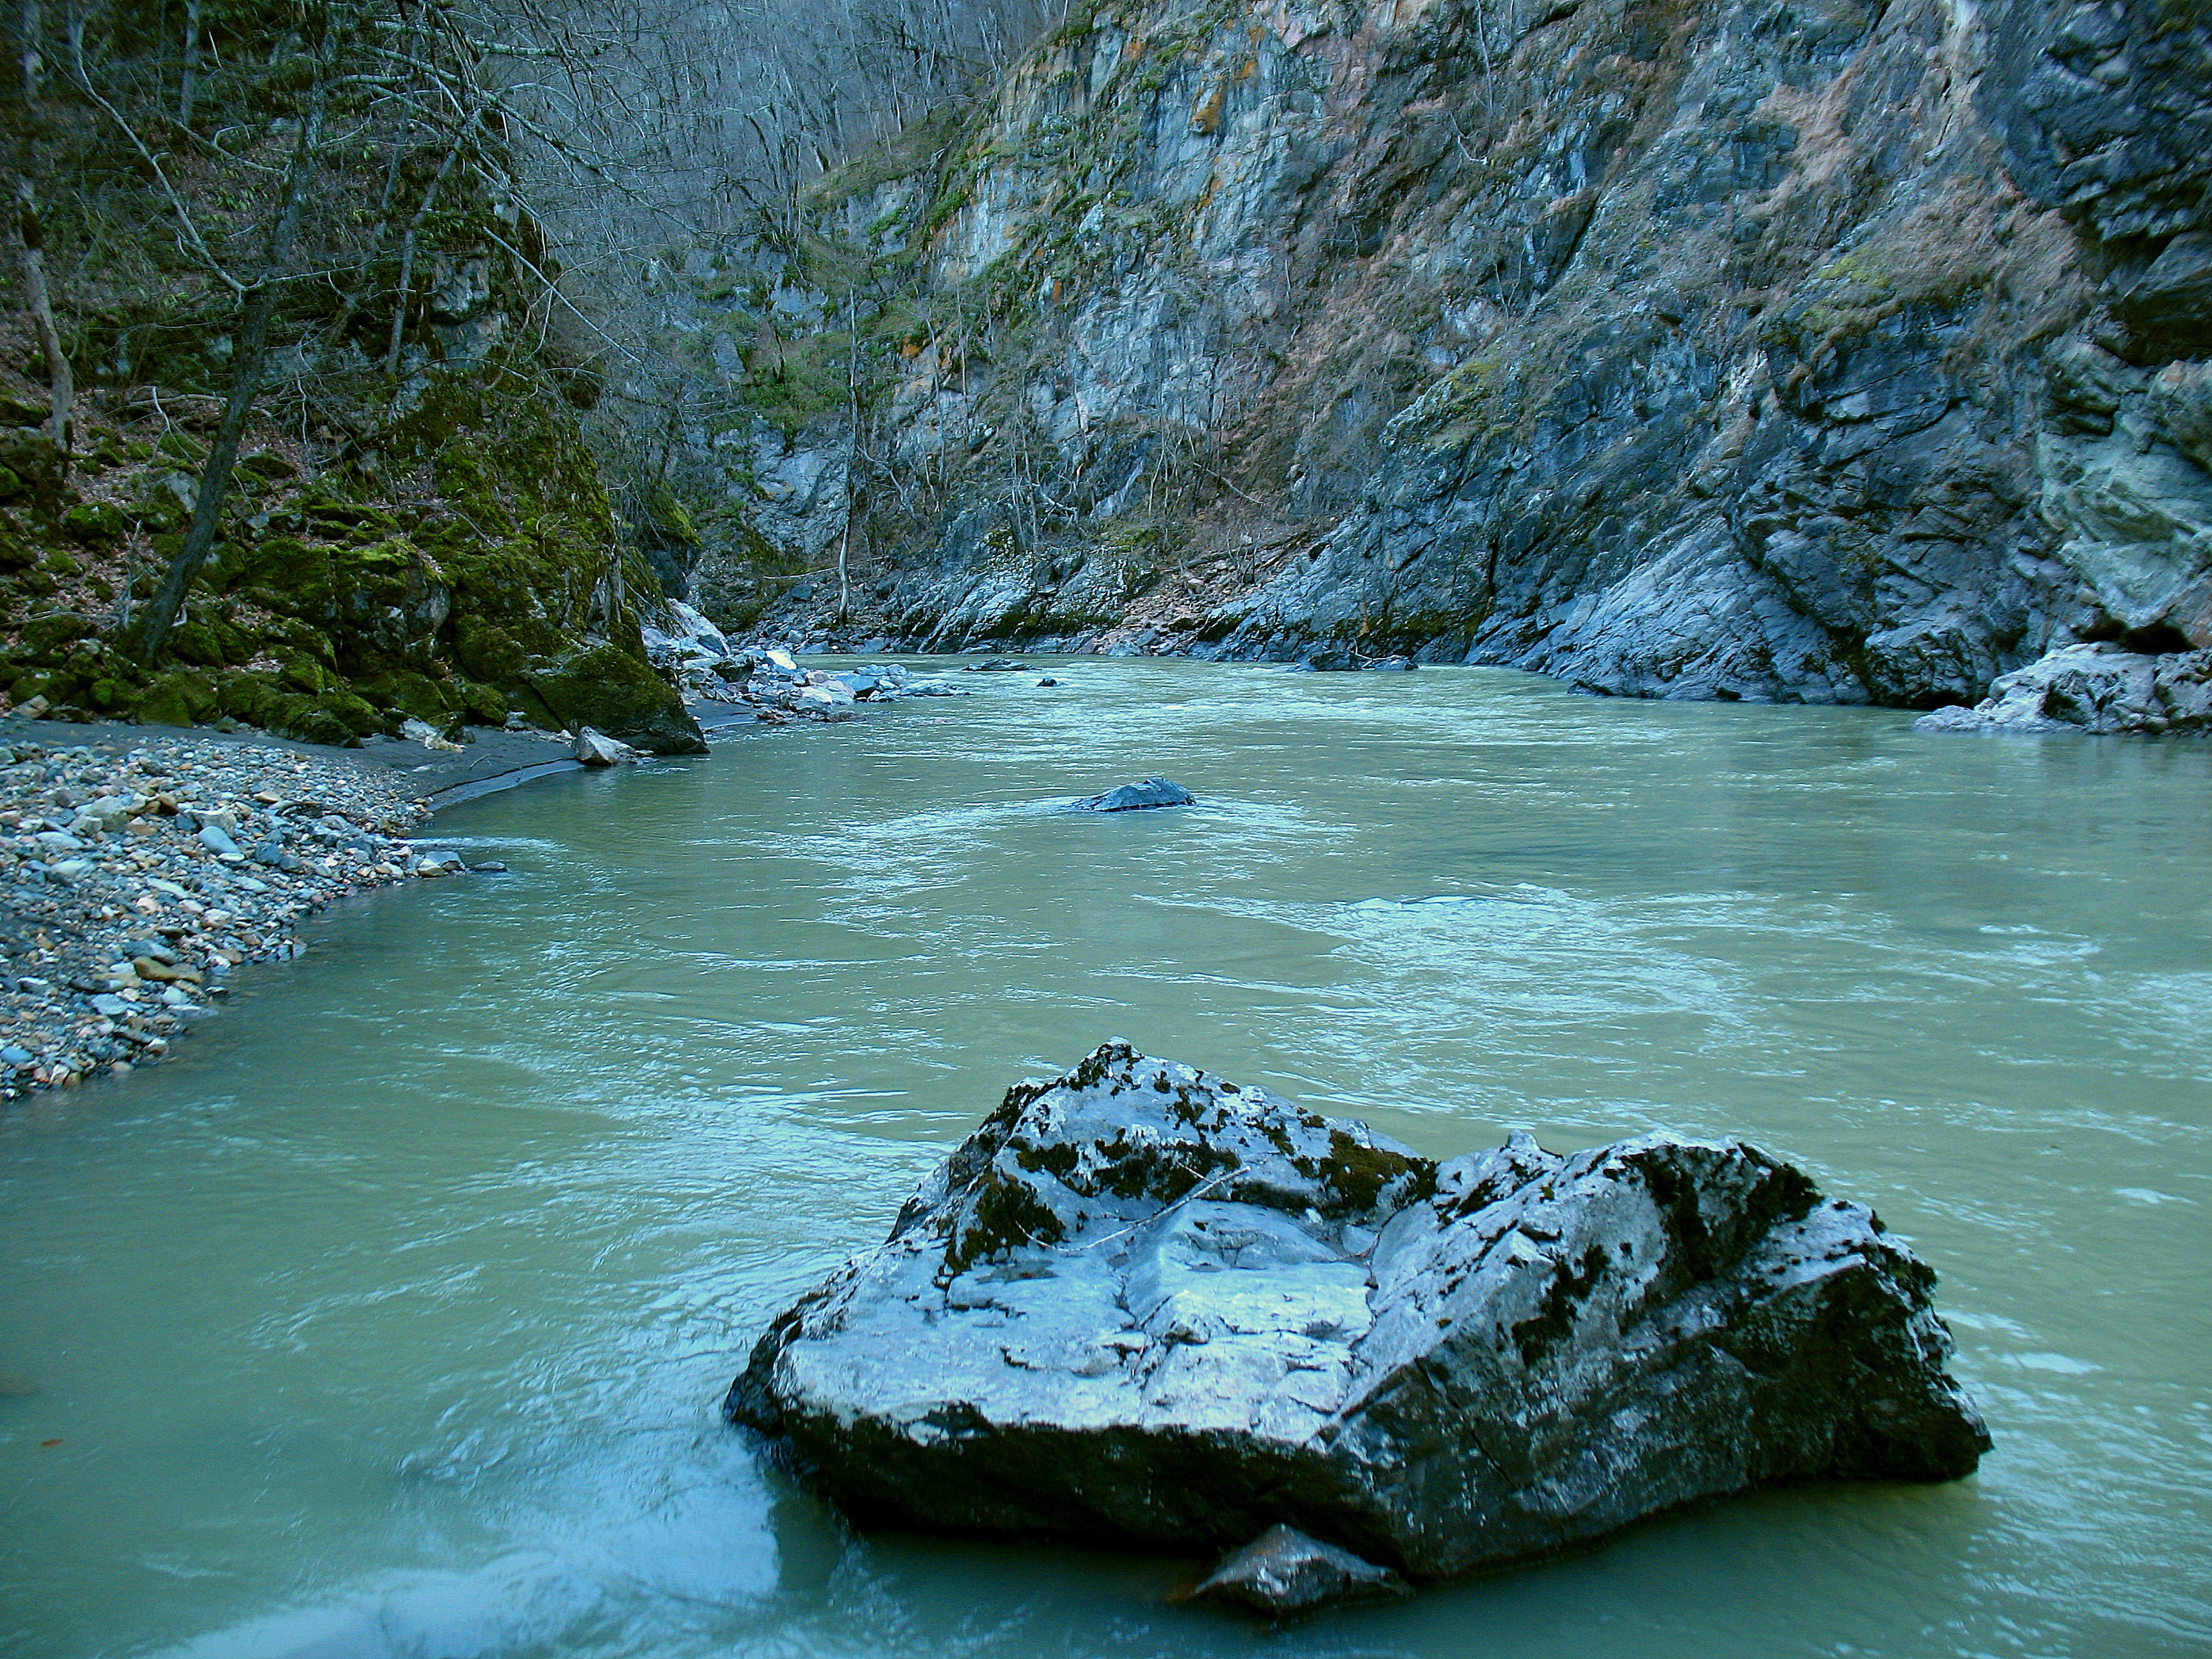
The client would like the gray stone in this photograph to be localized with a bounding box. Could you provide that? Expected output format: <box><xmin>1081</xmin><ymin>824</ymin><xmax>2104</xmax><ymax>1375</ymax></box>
<box><xmin>728</xmin><ymin>1044</ymin><xmax>1989</xmax><ymax>1582</ymax></box>
<box><xmin>1191</xmin><ymin>1524</ymin><xmax>1408</xmax><ymax>1616</ymax></box>
<box><xmin>197</xmin><ymin>824</ymin><xmax>241</xmax><ymax>858</ymax></box>
<box><xmin>2115</xmin><ymin>232</ymin><xmax>2212</xmax><ymax>354</ymax></box>
<box><xmin>1915</xmin><ymin>642</ymin><xmax>2212</xmax><ymax>736</ymax></box>
<box><xmin>1073</xmin><ymin>777</ymin><xmax>1197</xmax><ymax>811</ymax></box>
<box><xmin>572</xmin><ymin>726</ymin><xmax>636</xmax><ymax>766</ymax></box>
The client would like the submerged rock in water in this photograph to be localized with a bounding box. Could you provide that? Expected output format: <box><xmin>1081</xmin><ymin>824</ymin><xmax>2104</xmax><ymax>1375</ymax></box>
<box><xmin>1915</xmin><ymin>643</ymin><xmax>2212</xmax><ymax>737</ymax></box>
<box><xmin>726</xmin><ymin>1044</ymin><xmax>1990</xmax><ymax>1584</ymax></box>
<box><xmin>1302</xmin><ymin>647</ymin><xmax>1362</xmax><ymax>672</ymax></box>
<box><xmin>1190</xmin><ymin>1524</ymin><xmax>1408</xmax><ymax>1616</ymax></box>
<box><xmin>1073</xmin><ymin>777</ymin><xmax>1196</xmax><ymax>811</ymax></box>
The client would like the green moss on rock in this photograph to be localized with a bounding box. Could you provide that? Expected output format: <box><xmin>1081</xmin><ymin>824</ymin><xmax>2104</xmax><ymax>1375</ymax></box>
<box><xmin>525</xmin><ymin>640</ymin><xmax>704</xmax><ymax>754</ymax></box>
<box><xmin>138</xmin><ymin>668</ymin><xmax>222</xmax><ymax>728</ymax></box>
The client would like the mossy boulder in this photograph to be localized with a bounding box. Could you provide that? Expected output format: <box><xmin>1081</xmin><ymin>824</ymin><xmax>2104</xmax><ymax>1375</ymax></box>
<box><xmin>19</xmin><ymin>611</ymin><xmax>93</xmax><ymax>661</ymax></box>
<box><xmin>217</xmin><ymin>670</ymin><xmax>287</xmax><ymax>725</ymax></box>
<box><xmin>453</xmin><ymin>676</ymin><xmax>507</xmax><ymax>725</ymax></box>
<box><xmin>251</xmin><ymin>686</ymin><xmax>363</xmax><ymax>747</ymax></box>
<box><xmin>86</xmin><ymin>673</ymin><xmax>141</xmax><ymax>712</ymax></box>
<box><xmin>452</xmin><ymin>614</ymin><xmax>529</xmax><ymax>682</ymax></box>
<box><xmin>311</xmin><ymin>687</ymin><xmax>386</xmax><ymax>739</ymax></box>
<box><xmin>169</xmin><ymin>613</ymin><xmax>255</xmax><ymax>668</ymax></box>
<box><xmin>138</xmin><ymin>668</ymin><xmax>222</xmax><ymax>728</ymax></box>
<box><xmin>62</xmin><ymin>501</ymin><xmax>127</xmax><ymax>544</ymax></box>
<box><xmin>274</xmin><ymin>651</ymin><xmax>334</xmax><ymax>695</ymax></box>
<box><xmin>352</xmin><ymin>667</ymin><xmax>466</xmax><ymax>731</ymax></box>
<box><xmin>235</xmin><ymin>451</ymin><xmax>297</xmax><ymax>486</ymax></box>
<box><xmin>525</xmin><ymin>640</ymin><xmax>705</xmax><ymax>754</ymax></box>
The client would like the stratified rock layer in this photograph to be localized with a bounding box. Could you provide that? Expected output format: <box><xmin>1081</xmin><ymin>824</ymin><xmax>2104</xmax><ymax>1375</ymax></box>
<box><xmin>727</xmin><ymin>1043</ymin><xmax>1989</xmax><ymax>1579</ymax></box>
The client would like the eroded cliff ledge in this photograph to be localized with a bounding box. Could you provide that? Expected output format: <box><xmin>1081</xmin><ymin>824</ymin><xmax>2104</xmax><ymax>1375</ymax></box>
<box><xmin>717</xmin><ymin>0</ymin><xmax>2211</xmax><ymax>712</ymax></box>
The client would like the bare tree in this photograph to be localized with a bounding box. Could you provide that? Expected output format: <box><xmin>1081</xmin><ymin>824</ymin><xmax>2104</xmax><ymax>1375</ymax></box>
<box><xmin>125</xmin><ymin>68</ymin><xmax>331</xmax><ymax>661</ymax></box>
<box><xmin>8</xmin><ymin>0</ymin><xmax>70</xmax><ymax>465</ymax></box>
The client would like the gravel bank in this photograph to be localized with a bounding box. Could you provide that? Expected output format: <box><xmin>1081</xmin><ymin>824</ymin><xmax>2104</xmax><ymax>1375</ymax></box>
<box><xmin>0</xmin><ymin>722</ymin><xmax>472</xmax><ymax>1097</ymax></box>
<box><xmin>0</xmin><ymin>657</ymin><xmax>949</xmax><ymax>1099</ymax></box>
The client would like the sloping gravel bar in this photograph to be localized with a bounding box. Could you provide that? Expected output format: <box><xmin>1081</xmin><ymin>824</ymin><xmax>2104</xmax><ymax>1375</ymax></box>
<box><xmin>0</xmin><ymin>720</ymin><xmax>461</xmax><ymax>1097</ymax></box>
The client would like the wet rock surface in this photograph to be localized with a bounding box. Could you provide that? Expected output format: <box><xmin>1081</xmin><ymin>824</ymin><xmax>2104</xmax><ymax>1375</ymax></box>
<box><xmin>643</xmin><ymin>621</ymin><xmax>965</xmax><ymax>726</ymax></box>
<box><xmin>571</xmin><ymin>726</ymin><xmax>637</xmax><ymax>766</ymax></box>
<box><xmin>1189</xmin><ymin>1524</ymin><xmax>1408</xmax><ymax>1617</ymax></box>
<box><xmin>1915</xmin><ymin>642</ymin><xmax>2212</xmax><ymax>735</ymax></box>
<box><xmin>729</xmin><ymin>1044</ymin><xmax>1990</xmax><ymax>1583</ymax></box>
<box><xmin>1073</xmin><ymin>777</ymin><xmax>1196</xmax><ymax>812</ymax></box>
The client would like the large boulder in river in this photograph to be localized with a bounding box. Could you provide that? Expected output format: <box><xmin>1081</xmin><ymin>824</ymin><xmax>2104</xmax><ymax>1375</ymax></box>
<box><xmin>726</xmin><ymin>1044</ymin><xmax>1989</xmax><ymax>1582</ymax></box>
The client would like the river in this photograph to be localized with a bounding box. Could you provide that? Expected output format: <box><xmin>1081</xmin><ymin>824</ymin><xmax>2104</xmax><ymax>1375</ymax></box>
<box><xmin>3</xmin><ymin>657</ymin><xmax>2208</xmax><ymax>1657</ymax></box>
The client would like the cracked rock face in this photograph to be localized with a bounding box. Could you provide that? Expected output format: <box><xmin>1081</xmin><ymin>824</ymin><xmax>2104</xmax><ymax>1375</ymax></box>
<box><xmin>726</xmin><ymin>1043</ymin><xmax>1989</xmax><ymax>1580</ymax></box>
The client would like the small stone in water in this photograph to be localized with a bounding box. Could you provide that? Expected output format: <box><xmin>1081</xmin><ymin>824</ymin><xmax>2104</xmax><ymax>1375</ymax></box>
<box><xmin>1191</xmin><ymin>1525</ymin><xmax>1409</xmax><ymax>1617</ymax></box>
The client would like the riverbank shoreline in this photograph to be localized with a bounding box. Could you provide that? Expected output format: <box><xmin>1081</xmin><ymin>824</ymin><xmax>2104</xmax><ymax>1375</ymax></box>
<box><xmin>0</xmin><ymin>657</ymin><xmax>971</xmax><ymax>1099</ymax></box>
<box><xmin>0</xmin><ymin>698</ymin><xmax>777</xmax><ymax>1101</ymax></box>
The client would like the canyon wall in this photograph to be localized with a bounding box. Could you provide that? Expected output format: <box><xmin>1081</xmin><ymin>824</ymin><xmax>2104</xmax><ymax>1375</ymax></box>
<box><xmin>718</xmin><ymin>0</ymin><xmax>2211</xmax><ymax>707</ymax></box>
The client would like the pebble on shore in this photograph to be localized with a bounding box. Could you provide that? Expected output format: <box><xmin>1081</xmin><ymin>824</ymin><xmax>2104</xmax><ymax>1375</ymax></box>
<box><xmin>0</xmin><ymin>724</ymin><xmax>444</xmax><ymax>1099</ymax></box>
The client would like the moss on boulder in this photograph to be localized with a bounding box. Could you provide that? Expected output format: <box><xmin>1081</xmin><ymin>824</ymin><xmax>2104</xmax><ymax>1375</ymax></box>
<box><xmin>138</xmin><ymin>668</ymin><xmax>222</xmax><ymax>728</ymax></box>
<box><xmin>525</xmin><ymin>640</ymin><xmax>705</xmax><ymax>754</ymax></box>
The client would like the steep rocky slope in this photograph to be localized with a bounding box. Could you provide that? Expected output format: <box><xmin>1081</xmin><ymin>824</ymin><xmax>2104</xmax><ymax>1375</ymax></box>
<box><xmin>2</xmin><ymin>6</ymin><xmax>703</xmax><ymax>754</ymax></box>
<box><xmin>1</xmin><ymin>369</ymin><xmax>702</xmax><ymax>752</ymax></box>
<box><xmin>722</xmin><ymin>0</ymin><xmax>2211</xmax><ymax>710</ymax></box>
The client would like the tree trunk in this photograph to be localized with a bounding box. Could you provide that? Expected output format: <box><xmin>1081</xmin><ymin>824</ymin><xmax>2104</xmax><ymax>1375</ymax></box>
<box><xmin>126</xmin><ymin>89</ymin><xmax>325</xmax><ymax>664</ymax></box>
<box><xmin>10</xmin><ymin>3</ymin><xmax>64</xmax><ymax>464</ymax></box>
<box><xmin>10</xmin><ymin>182</ymin><xmax>68</xmax><ymax>465</ymax></box>
<box><xmin>838</xmin><ymin>290</ymin><xmax>860</xmax><ymax>619</ymax></box>
<box><xmin>15</xmin><ymin>0</ymin><xmax>38</xmax><ymax>100</ymax></box>
<box><xmin>177</xmin><ymin>0</ymin><xmax>200</xmax><ymax>125</ymax></box>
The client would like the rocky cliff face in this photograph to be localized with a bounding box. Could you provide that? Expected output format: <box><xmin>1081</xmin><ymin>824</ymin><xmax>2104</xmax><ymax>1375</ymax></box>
<box><xmin>726</xmin><ymin>0</ymin><xmax>2211</xmax><ymax>710</ymax></box>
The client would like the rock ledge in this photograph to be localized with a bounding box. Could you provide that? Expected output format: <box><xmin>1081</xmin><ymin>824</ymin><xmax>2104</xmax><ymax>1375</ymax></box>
<box><xmin>1916</xmin><ymin>643</ymin><xmax>2212</xmax><ymax>737</ymax></box>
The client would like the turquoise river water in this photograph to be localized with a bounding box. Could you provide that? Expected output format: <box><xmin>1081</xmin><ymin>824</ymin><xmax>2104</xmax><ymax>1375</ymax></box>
<box><xmin>2</xmin><ymin>657</ymin><xmax>2208</xmax><ymax>1658</ymax></box>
